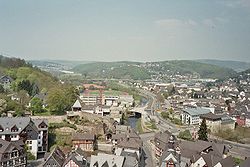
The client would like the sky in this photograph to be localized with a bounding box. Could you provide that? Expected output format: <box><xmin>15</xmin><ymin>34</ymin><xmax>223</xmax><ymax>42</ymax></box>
<box><xmin>0</xmin><ymin>0</ymin><xmax>250</xmax><ymax>62</ymax></box>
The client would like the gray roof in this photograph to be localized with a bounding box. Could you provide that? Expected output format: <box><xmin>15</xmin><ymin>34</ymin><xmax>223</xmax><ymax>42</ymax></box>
<box><xmin>63</xmin><ymin>152</ymin><xmax>89</xmax><ymax>167</ymax></box>
<box><xmin>72</xmin><ymin>133</ymin><xmax>95</xmax><ymax>141</ymax></box>
<box><xmin>90</xmin><ymin>153</ymin><xmax>125</xmax><ymax>167</ymax></box>
<box><xmin>0</xmin><ymin>117</ymin><xmax>31</xmax><ymax>135</ymax></box>
<box><xmin>239</xmin><ymin>157</ymin><xmax>250</xmax><ymax>167</ymax></box>
<box><xmin>33</xmin><ymin>118</ymin><xmax>48</xmax><ymax>130</ymax></box>
<box><xmin>72</xmin><ymin>99</ymin><xmax>82</xmax><ymax>108</ymax></box>
<box><xmin>200</xmin><ymin>112</ymin><xmax>222</xmax><ymax>121</ymax></box>
<box><xmin>216</xmin><ymin>156</ymin><xmax>235</xmax><ymax>167</ymax></box>
<box><xmin>121</xmin><ymin>150</ymin><xmax>139</xmax><ymax>167</ymax></box>
<box><xmin>117</xmin><ymin>137</ymin><xmax>142</xmax><ymax>150</ymax></box>
<box><xmin>0</xmin><ymin>139</ymin><xmax>24</xmax><ymax>161</ymax></box>
<box><xmin>182</xmin><ymin>108</ymin><xmax>211</xmax><ymax>116</ymax></box>
<box><xmin>44</xmin><ymin>146</ymin><xmax>65</xmax><ymax>167</ymax></box>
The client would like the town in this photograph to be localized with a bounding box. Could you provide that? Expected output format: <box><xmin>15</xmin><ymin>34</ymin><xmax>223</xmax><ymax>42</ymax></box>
<box><xmin>0</xmin><ymin>55</ymin><xmax>250</xmax><ymax>167</ymax></box>
<box><xmin>1</xmin><ymin>1</ymin><xmax>250</xmax><ymax>167</ymax></box>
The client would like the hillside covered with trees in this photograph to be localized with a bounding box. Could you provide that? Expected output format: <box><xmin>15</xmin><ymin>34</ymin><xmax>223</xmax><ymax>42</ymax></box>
<box><xmin>72</xmin><ymin>60</ymin><xmax>237</xmax><ymax>80</ymax></box>
<box><xmin>0</xmin><ymin>55</ymin><xmax>78</xmax><ymax>116</ymax></box>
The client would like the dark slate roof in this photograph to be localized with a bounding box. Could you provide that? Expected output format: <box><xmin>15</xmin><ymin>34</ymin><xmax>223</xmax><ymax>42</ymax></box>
<box><xmin>0</xmin><ymin>139</ymin><xmax>24</xmax><ymax>161</ymax></box>
<box><xmin>0</xmin><ymin>75</ymin><xmax>13</xmax><ymax>82</ymax></box>
<box><xmin>33</xmin><ymin>118</ymin><xmax>48</xmax><ymax>130</ymax></box>
<box><xmin>191</xmin><ymin>153</ymin><xmax>221</xmax><ymax>167</ymax></box>
<box><xmin>72</xmin><ymin>133</ymin><xmax>95</xmax><ymax>141</ymax></box>
<box><xmin>217</xmin><ymin>156</ymin><xmax>235</xmax><ymax>167</ymax></box>
<box><xmin>200</xmin><ymin>112</ymin><xmax>222</xmax><ymax>121</ymax></box>
<box><xmin>44</xmin><ymin>146</ymin><xmax>65</xmax><ymax>166</ymax></box>
<box><xmin>120</xmin><ymin>150</ymin><xmax>139</xmax><ymax>167</ymax></box>
<box><xmin>63</xmin><ymin>152</ymin><xmax>89</xmax><ymax>167</ymax></box>
<box><xmin>117</xmin><ymin>137</ymin><xmax>142</xmax><ymax>150</ymax></box>
<box><xmin>154</xmin><ymin>130</ymin><xmax>176</xmax><ymax>151</ymax></box>
<box><xmin>0</xmin><ymin>117</ymin><xmax>31</xmax><ymax>135</ymax></box>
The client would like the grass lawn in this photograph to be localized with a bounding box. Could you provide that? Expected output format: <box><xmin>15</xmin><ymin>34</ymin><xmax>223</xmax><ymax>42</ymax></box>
<box><xmin>145</xmin><ymin>120</ymin><xmax>158</xmax><ymax>130</ymax></box>
<box><xmin>136</xmin><ymin>118</ymin><xmax>144</xmax><ymax>134</ymax></box>
<box><xmin>214</xmin><ymin>126</ymin><xmax>250</xmax><ymax>144</ymax></box>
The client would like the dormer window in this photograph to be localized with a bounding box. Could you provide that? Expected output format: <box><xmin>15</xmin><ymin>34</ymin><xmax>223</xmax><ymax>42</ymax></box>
<box><xmin>11</xmin><ymin>125</ymin><xmax>18</xmax><ymax>132</ymax></box>
<box><xmin>0</xmin><ymin>125</ymin><xmax>3</xmax><ymax>132</ymax></box>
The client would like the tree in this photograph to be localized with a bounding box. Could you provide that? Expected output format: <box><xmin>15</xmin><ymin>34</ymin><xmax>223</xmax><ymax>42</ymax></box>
<box><xmin>30</xmin><ymin>97</ymin><xmax>44</xmax><ymax>114</ymax></box>
<box><xmin>198</xmin><ymin>118</ymin><xmax>208</xmax><ymax>141</ymax></box>
<box><xmin>17</xmin><ymin>80</ymin><xmax>33</xmax><ymax>95</ymax></box>
<box><xmin>178</xmin><ymin>130</ymin><xmax>192</xmax><ymax>141</ymax></box>
<box><xmin>47</xmin><ymin>88</ymin><xmax>66</xmax><ymax>115</ymax></box>
<box><xmin>0</xmin><ymin>85</ymin><xmax>5</xmax><ymax>93</ymax></box>
<box><xmin>63</xmin><ymin>85</ymin><xmax>78</xmax><ymax>110</ymax></box>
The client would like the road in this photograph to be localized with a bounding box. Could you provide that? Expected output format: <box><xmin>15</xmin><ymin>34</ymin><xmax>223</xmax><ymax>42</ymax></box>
<box><xmin>137</xmin><ymin>87</ymin><xmax>250</xmax><ymax>162</ymax></box>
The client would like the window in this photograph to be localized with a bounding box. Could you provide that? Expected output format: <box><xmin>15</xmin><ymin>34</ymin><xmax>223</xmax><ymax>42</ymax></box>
<box><xmin>29</xmin><ymin>146</ymin><xmax>32</xmax><ymax>150</ymax></box>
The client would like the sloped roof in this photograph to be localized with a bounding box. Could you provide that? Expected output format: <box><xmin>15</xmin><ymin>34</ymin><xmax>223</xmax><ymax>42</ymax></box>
<box><xmin>215</xmin><ymin>156</ymin><xmax>235</xmax><ymax>167</ymax></box>
<box><xmin>44</xmin><ymin>146</ymin><xmax>65</xmax><ymax>166</ymax></box>
<box><xmin>72</xmin><ymin>133</ymin><xmax>95</xmax><ymax>141</ymax></box>
<box><xmin>239</xmin><ymin>157</ymin><xmax>250</xmax><ymax>167</ymax></box>
<box><xmin>72</xmin><ymin>99</ymin><xmax>82</xmax><ymax>108</ymax></box>
<box><xmin>117</xmin><ymin>138</ymin><xmax>142</xmax><ymax>150</ymax></box>
<box><xmin>90</xmin><ymin>153</ymin><xmax>125</xmax><ymax>167</ymax></box>
<box><xmin>0</xmin><ymin>139</ymin><xmax>24</xmax><ymax>161</ymax></box>
<box><xmin>0</xmin><ymin>117</ymin><xmax>31</xmax><ymax>135</ymax></box>
<box><xmin>183</xmin><ymin>108</ymin><xmax>211</xmax><ymax>116</ymax></box>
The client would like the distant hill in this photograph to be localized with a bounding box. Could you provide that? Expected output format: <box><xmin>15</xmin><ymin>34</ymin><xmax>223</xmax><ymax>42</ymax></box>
<box><xmin>72</xmin><ymin>60</ymin><xmax>237</xmax><ymax>80</ymax></box>
<box><xmin>28</xmin><ymin>60</ymin><xmax>95</xmax><ymax>69</ymax></box>
<box><xmin>73</xmin><ymin>61</ymin><xmax>150</xmax><ymax>80</ymax></box>
<box><xmin>195</xmin><ymin>59</ymin><xmax>250</xmax><ymax>72</ymax></box>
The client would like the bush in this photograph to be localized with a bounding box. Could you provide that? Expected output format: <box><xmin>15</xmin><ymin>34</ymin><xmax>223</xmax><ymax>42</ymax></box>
<box><xmin>178</xmin><ymin>130</ymin><xmax>192</xmax><ymax>141</ymax></box>
<box><xmin>161</xmin><ymin>112</ymin><xmax>169</xmax><ymax>119</ymax></box>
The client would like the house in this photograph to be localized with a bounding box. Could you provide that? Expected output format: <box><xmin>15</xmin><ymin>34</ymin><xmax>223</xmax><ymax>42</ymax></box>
<box><xmin>154</xmin><ymin>131</ymin><xmax>176</xmax><ymax>158</ymax></box>
<box><xmin>0</xmin><ymin>117</ymin><xmax>48</xmax><ymax>159</ymax></box>
<box><xmin>200</xmin><ymin>113</ymin><xmax>235</xmax><ymax>133</ymax></box>
<box><xmin>160</xmin><ymin>149</ymin><xmax>182</xmax><ymax>167</ymax></box>
<box><xmin>116</xmin><ymin>136</ymin><xmax>143</xmax><ymax>165</ymax></box>
<box><xmin>190</xmin><ymin>153</ymin><xmax>222</xmax><ymax>167</ymax></box>
<box><xmin>72</xmin><ymin>133</ymin><xmax>96</xmax><ymax>152</ymax></box>
<box><xmin>181</xmin><ymin>108</ymin><xmax>211</xmax><ymax>125</ymax></box>
<box><xmin>236</xmin><ymin>115</ymin><xmax>246</xmax><ymax>126</ymax></box>
<box><xmin>0</xmin><ymin>75</ymin><xmax>13</xmax><ymax>90</ymax></box>
<box><xmin>90</xmin><ymin>153</ymin><xmax>125</xmax><ymax>167</ymax></box>
<box><xmin>239</xmin><ymin>157</ymin><xmax>250</xmax><ymax>167</ymax></box>
<box><xmin>119</xmin><ymin>149</ymin><xmax>140</xmax><ymax>167</ymax></box>
<box><xmin>213</xmin><ymin>156</ymin><xmax>235</xmax><ymax>167</ymax></box>
<box><xmin>63</xmin><ymin>147</ymin><xmax>90</xmax><ymax>167</ymax></box>
<box><xmin>105</xmin><ymin>96</ymin><xmax>119</xmax><ymax>106</ymax></box>
<box><xmin>0</xmin><ymin>139</ymin><xmax>27</xmax><ymax>167</ymax></box>
<box><xmin>95</xmin><ymin>105</ymin><xmax>111</xmax><ymax>116</ymax></box>
<box><xmin>119</xmin><ymin>95</ymin><xmax>134</xmax><ymax>107</ymax></box>
<box><xmin>80</xmin><ymin>95</ymin><xmax>99</xmax><ymax>106</ymax></box>
<box><xmin>71</xmin><ymin>99</ymin><xmax>82</xmax><ymax>111</ymax></box>
<box><xmin>43</xmin><ymin>146</ymin><xmax>65</xmax><ymax>167</ymax></box>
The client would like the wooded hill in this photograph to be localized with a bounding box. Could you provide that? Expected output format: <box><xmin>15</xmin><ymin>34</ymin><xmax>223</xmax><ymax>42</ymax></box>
<box><xmin>72</xmin><ymin>60</ymin><xmax>237</xmax><ymax>80</ymax></box>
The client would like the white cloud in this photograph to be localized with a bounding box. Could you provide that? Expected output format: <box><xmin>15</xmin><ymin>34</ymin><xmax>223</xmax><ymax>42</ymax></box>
<box><xmin>218</xmin><ymin>0</ymin><xmax>250</xmax><ymax>8</ymax></box>
<box><xmin>203</xmin><ymin>19</ymin><xmax>216</xmax><ymax>28</ymax></box>
<box><xmin>202</xmin><ymin>17</ymin><xmax>229</xmax><ymax>28</ymax></box>
<box><xmin>155</xmin><ymin>19</ymin><xmax>198</xmax><ymax>28</ymax></box>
